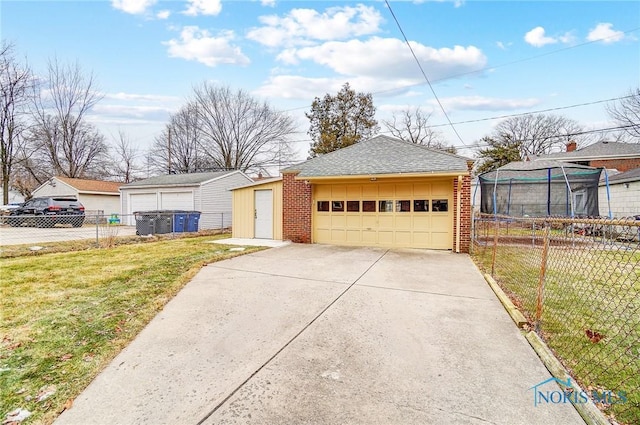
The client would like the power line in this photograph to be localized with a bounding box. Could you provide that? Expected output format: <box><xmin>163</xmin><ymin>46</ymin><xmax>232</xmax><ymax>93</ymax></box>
<box><xmin>427</xmin><ymin>95</ymin><xmax>636</xmax><ymax>128</ymax></box>
<box><xmin>278</xmin><ymin>26</ymin><xmax>640</xmax><ymax>114</ymax></box>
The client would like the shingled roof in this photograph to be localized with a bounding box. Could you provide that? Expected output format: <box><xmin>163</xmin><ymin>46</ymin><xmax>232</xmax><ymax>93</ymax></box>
<box><xmin>121</xmin><ymin>171</ymin><xmax>239</xmax><ymax>188</ymax></box>
<box><xmin>56</xmin><ymin>177</ymin><xmax>121</xmax><ymax>194</ymax></box>
<box><xmin>537</xmin><ymin>141</ymin><xmax>640</xmax><ymax>160</ymax></box>
<box><xmin>283</xmin><ymin>135</ymin><xmax>470</xmax><ymax>178</ymax></box>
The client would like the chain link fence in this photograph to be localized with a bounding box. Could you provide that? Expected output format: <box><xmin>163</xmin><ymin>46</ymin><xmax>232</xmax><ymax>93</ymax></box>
<box><xmin>472</xmin><ymin>213</ymin><xmax>639</xmax><ymax>424</ymax></box>
<box><xmin>0</xmin><ymin>212</ymin><xmax>232</xmax><ymax>248</ymax></box>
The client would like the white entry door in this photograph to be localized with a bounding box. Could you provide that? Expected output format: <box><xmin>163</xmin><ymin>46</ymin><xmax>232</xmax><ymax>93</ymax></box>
<box><xmin>254</xmin><ymin>190</ymin><xmax>273</xmax><ymax>239</ymax></box>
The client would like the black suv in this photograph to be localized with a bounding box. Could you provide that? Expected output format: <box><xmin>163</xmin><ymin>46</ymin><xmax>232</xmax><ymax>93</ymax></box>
<box><xmin>7</xmin><ymin>196</ymin><xmax>85</xmax><ymax>228</ymax></box>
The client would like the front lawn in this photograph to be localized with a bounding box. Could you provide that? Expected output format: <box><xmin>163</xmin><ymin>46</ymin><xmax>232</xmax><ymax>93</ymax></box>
<box><xmin>0</xmin><ymin>234</ymin><xmax>262</xmax><ymax>424</ymax></box>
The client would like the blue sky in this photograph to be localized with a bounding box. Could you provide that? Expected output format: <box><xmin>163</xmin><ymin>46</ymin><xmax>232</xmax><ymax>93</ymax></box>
<box><xmin>2</xmin><ymin>0</ymin><xmax>639</xmax><ymax>164</ymax></box>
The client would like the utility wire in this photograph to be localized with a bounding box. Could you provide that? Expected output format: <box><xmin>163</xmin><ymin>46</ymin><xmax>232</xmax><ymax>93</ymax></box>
<box><xmin>384</xmin><ymin>1</ymin><xmax>467</xmax><ymax>145</ymax></box>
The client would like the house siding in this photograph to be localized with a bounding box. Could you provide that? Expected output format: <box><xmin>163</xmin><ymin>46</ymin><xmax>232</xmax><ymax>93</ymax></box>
<box><xmin>599</xmin><ymin>181</ymin><xmax>640</xmax><ymax>218</ymax></box>
<box><xmin>282</xmin><ymin>172</ymin><xmax>312</xmax><ymax>243</ymax></box>
<box><xmin>199</xmin><ymin>172</ymin><xmax>253</xmax><ymax>230</ymax></box>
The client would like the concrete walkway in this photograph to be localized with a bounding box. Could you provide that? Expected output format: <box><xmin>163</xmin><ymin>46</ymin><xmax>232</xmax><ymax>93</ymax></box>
<box><xmin>55</xmin><ymin>244</ymin><xmax>584</xmax><ymax>425</ymax></box>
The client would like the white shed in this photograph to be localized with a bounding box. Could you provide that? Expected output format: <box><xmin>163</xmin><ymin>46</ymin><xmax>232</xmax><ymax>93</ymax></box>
<box><xmin>119</xmin><ymin>171</ymin><xmax>253</xmax><ymax>229</ymax></box>
<box><xmin>31</xmin><ymin>177</ymin><xmax>122</xmax><ymax>215</ymax></box>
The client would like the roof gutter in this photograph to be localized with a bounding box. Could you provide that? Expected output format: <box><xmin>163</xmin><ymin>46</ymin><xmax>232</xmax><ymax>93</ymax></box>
<box><xmin>294</xmin><ymin>170</ymin><xmax>469</xmax><ymax>181</ymax></box>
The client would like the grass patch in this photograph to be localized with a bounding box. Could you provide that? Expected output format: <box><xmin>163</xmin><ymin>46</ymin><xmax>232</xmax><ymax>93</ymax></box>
<box><xmin>0</xmin><ymin>234</ymin><xmax>263</xmax><ymax>424</ymax></box>
<box><xmin>472</xmin><ymin>244</ymin><xmax>640</xmax><ymax>424</ymax></box>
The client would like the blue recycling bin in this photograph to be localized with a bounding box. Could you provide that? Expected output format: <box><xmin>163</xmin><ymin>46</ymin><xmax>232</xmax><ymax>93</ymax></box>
<box><xmin>172</xmin><ymin>211</ymin><xmax>188</xmax><ymax>233</ymax></box>
<box><xmin>186</xmin><ymin>211</ymin><xmax>201</xmax><ymax>232</ymax></box>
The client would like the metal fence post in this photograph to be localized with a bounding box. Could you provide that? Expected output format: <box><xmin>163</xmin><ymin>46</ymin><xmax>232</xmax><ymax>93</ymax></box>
<box><xmin>491</xmin><ymin>217</ymin><xmax>498</xmax><ymax>276</ymax></box>
<box><xmin>95</xmin><ymin>214</ymin><xmax>99</xmax><ymax>247</ymax></box>
<box><xmin>535</xmin><ymin>222</ymin><xmax>550</xmax><ymax>331</ymax></box>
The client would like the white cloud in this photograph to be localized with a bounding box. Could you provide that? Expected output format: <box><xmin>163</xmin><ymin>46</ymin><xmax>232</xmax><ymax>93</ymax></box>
<box><xmin>277</xmin><ymin>37</ymin><xmax>487</xmax><ymax>82</ymax></box>
<box><xmin>156</xmin><ymin>10</ymin><xmax>170</xmax><ymax>19</ymax></box>
<box><xmin>524</xmin><ymin>26</ymin><xmax>557</xmax><ymax>47</ymax></box>
<box><xmin>255</xmin><ymin>74</ymin><xmax>445</xmax><ymax>101</ymax></box>
<box><xmin>92</xmin><ymin>104</ymin><xmax>175</xmax><ymax>120</ymax></box>
<box><xmin>587</xmin><ymin>23</ymin><xmax>625</xmax><ymax>44</ymax></box>
<box><xmin>436</xmin><ymin>96</ymin><xmax>541</xmax><ymax>112</ymax></box>
<box><xmin>261</xmin><ymin>0</ymin><xmax>276</xmax><ymax>6</ymax></box>
<box><xmin>163</xmin><ymin>26</ymin><xmax>250</xmax><ymax>67</ymax></box>
<box><xmin>183</xmin><ymin>0</ymin><xmax>222</xmax><ymax>16</ymax></box>
<box><xmin>104</xmin><ymin>92</ymin><xmax>180</xmax><ymax>103</ymax></box>
<box><xmin>247</xmin><ymin>4</ymin><xmax>383</xmax><ymax>47</ymax></box>
<box><xmin>111</xmin><ymin>0</ymin><xmax>156</xmax><ymax>14</ymax></box>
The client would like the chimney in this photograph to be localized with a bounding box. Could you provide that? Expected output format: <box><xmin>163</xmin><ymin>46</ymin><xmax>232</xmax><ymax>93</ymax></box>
<box><xmin>566</xmin><ymin>141</ymin><xmax>577</xmax><ymax>152</ymax></box>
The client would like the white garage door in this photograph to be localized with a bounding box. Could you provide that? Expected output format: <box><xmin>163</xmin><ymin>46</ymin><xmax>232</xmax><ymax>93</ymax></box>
<box><xmin>130</xmin><ymin>193</ymin><xmax>157</xmax><ymax>213</ymax></box>
<box><xmin>160</xmin><ymin>192</ymin><xmax>194</xmax><ymax>210</ymax></box>
<box><xmin>313</xmin><ymin>180</ymin><xmax>453</xmax><ymax>249</ymax></box>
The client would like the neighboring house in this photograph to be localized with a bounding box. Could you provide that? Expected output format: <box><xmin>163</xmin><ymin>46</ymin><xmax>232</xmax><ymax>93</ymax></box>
<box><xmin>599</xmin><ymin>167</ymin><xmax>640</xmax><ymax>218</ymax></box>
<box><xmin>533</xmin><ymin>140</ymin><xmax>640</xmax><ymax>172</ymax></box>
<box><xmin>120</xmin><ymin>170</ymin><xmax>253</xmax><ymax>229</ymax></box>
<box><xmin>232</xmin><ymin>135</ymin><xmax>474</xmax><ymax>252</ymax></box>
<box><xmin>31</xmin><ymin>177</ymin><xmax>122</xmax><ymax>215</ymax></box>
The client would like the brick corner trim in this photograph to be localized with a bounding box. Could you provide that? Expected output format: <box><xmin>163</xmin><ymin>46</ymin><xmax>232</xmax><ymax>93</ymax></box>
<box><xmin>282</xmin><ymin>172</ymin><xmax>312</xmax><ymax>243</ymax></box>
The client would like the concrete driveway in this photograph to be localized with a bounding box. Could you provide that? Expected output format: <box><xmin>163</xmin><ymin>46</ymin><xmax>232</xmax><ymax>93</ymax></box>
<box><xmin>55</xmin><ymin>244</ymin><xmax>584</xmax><ymax>425</ymax></box>
<box><xmin>0</xmin><ymin>225</ymin><xmax>137</xmax><ymax>246</ymax></box>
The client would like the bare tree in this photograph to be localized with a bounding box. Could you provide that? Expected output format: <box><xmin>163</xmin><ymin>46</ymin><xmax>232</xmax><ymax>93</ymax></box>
<box><xmin>150</xmin><ymin>103</ymin><xmax>213</xmax><ymax>174</ymax></box>
<box><xmin>0</xmin><ymin>42</ymin><xmax>34</xmax><ymax>204</ymax></box>
<box><xmin>191</xmin><ymin>83</ymin><xmax>296</xmax><ymax>173</ymax></box>
<box><xmin>494</xmin><ymin>113</ymin><xmax>584</xmax><ymax>158</ymax></box>
<box><xmin>382</xmin><ymin>106</ymin><xmax>455</xmax><ymax>153</ymax></box>
<box><xmin>108</xmin><ymin>130</ymin><xmax>142</xmax><ymax>183</ymax></box>
<box><xmin>24</xmin><ymin>58</ymin><xmax>108</xmax><ymax>186</ymax></box>
<box><xmin>606</xmin><ymin>88</ymin><xmax>640</xmax><ymax>141</ymax></box>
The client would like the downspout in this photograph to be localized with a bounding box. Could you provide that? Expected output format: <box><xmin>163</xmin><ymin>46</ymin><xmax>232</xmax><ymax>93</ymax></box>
<box><xmin>456</xmin><ymin>175</ymin><xmax>462</xmax><ymax>253</ymax></box>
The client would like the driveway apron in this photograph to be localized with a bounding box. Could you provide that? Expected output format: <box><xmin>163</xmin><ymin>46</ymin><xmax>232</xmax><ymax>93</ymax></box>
<box><xmin>55</xmin><ymin>244</ymin><xmax>585</xmax><ymax>425</ymax></box>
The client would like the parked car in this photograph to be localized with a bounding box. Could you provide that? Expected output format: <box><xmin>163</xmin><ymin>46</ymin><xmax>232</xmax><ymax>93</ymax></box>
<box><xmin>7</xmin><ymin>196</ymin><xmax>85</xmax><ymax>228</ymax></box>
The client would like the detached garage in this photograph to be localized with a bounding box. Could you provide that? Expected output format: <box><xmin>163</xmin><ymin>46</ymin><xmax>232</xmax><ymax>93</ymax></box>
<box><xmin>232</xmin><ymin>135</ymin><xmax>474</xmax><ymax>252</ymax></box>
<box><xmin>120</xmin><ymin>171</ymin><xmax>253</xmax><ymax>229</ymax></box>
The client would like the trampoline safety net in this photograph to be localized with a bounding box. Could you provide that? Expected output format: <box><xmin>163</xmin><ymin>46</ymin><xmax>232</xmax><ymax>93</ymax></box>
<box><xmin>478</xmin><ymin>162</ymin><xmax>603</xmax><ymax>217</ymax></box>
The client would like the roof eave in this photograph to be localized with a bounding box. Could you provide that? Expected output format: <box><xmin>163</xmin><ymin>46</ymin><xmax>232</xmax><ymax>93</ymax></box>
<box><xmin>77</xmin><ymin>190</ymin><xmax>120</xmax><ymax>195</ymax></box>
<box><xmin>295</xmin><ymin>170</ymin><xmax>469</xmax><ymax>181</ymax></box>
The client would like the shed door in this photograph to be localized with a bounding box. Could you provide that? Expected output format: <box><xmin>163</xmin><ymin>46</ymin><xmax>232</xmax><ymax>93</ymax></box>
<box><xmin>313</xmin><ymin>181</ymin><xmax>453</xmax><ymax>249</ymax></box>
<box><xmin>160</xmin><ymin>191</ymin><xmax>194</xmax><ymax>210</ymax></box>
<box><xmin>130</xmin><ymin>193</ymin><xmax>157</xmax><ymax>213</ymax></box>
<box><xmin>254</xmin><ymin>190</ymin><xmax>273</xmax><ymax>239</ymax></box>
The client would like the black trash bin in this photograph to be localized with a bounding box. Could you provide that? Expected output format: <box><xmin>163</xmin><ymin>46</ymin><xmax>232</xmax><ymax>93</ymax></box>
<box><xmin>134</xmin><ymin>211</ymin><xmax>155</xmax><ymax>235</ymax></box>
<box><xmin>134</xmin><ymin>211</ymin><xmax>172</xmax><ymax>235</ymax></box>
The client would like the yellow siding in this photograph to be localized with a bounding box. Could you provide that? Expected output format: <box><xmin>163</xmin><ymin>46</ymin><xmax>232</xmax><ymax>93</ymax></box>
<box><xmin>232</xmin><ymin>180</ymin><xmax>282</xmax><ymax>239</ymax></box>
<box><xmin>312</xmin><ymin>178</ymin><xmax>453</xmax><ymax>249</ymax></box>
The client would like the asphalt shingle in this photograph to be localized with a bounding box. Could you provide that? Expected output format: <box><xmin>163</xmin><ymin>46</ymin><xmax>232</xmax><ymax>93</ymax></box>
<box><xmin>537</xmin><ymin>141</ymin><xmax>640</xmax><ymax>160</ymax></box>
<box><xmin>121</xmin><ymin>171</ymin><xmax>235</xmax><ymax>188</ymax></box>
<box><xmin>283</xmin><ymin>135</ymin><xmax>470</xmax><ymax>177</ymax></box>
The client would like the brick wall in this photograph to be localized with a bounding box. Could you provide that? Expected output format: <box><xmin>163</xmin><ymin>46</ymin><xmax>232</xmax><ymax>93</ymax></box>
<box><xmin>589</xmin><ymin>158</ymin><xmax>640</xmax><ymax>173</ymax></box>
<box><xmin>282</xmin><ymin>172</ymin><xmax>312</xmax><ymax>243</ymax></box>
<box><xmin>453</xmin><ymin>161</ymin><xmax>473</xmax><ymax>253</ymax></box>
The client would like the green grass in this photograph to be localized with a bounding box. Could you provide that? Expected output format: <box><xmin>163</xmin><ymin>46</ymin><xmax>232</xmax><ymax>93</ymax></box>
<box><xmin>473</xmin><ymin>244</ymin><xmax>640</xmax><ymax>424</ymax></box>
<box><xmin>0</xmin><ymin>234</ymin><xmax>263</xmax><ymax>424</ymax></box>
